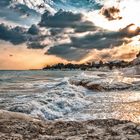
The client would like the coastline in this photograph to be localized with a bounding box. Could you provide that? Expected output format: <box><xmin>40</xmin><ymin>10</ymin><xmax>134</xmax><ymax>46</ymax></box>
<box><xmin>0</xmin><ymin>110</ymin><xmax>140</xmax><ymax>139</ymax></box>
<box><xmin>0</xmin><ymin>59</ymin><xmax>139</xmax><ymax>139</ymax></box>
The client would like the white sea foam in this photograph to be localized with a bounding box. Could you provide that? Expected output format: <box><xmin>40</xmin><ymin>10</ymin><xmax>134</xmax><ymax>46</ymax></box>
<box><xmin>1</xmin><ymin>75</ymin><xmax>90</xmax><ymax>120</ymax></box>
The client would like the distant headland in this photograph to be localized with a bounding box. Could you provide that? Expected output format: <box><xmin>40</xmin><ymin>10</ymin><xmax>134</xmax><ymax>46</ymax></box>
<box><xmin>43</xmin><ymin>52</ymin><xmax>140</xmax><ymax>71</ymax></box>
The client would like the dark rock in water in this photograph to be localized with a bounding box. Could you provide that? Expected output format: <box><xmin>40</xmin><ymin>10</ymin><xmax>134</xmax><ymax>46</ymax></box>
<box><xmin>0</xmin><ymin>110</ymin><xmax>140</xmax><ymax>139</ymax></box>
<box><xmin>86</xmin><ymin>83</ymin><xmax>105</xmax><ymax>91</ymax></box>
<box><xmin>70</xmin><ymin>78</ymin><xmax>132</xmax><ymax>92</ymax></box>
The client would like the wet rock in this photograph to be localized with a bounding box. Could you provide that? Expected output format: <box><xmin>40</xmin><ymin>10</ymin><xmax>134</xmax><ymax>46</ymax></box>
<box><xmin>70</xmin><ymin>78</ymin><xmax>132</xmax><ymax>92</ymax></box>
<box><xmin>86</xmin><ymin>83</ymin><xmax>105</xmax><ymax>91</ymax></box>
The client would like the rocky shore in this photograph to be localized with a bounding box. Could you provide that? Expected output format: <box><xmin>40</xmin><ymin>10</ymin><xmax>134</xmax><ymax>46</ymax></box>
<box><xmin>69</xmin><ymin>69</ymin><xmax>140</xmax><ymax>92</ymax></box>
<box><xmin>0</xmin><ymin>110</ymin><xmax>140</xmax><ymax>140</ymax></box>
<box><xmin>70</xmin><ymin>78</ymin><xmax>133</xmax><ymax>91</ymax></box>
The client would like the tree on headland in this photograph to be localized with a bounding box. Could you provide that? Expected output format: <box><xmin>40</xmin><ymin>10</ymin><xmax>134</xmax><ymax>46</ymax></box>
<box><xmin>43</xmin><ymin>56</ymin><xmax>139</xmax><ymax>71</ymax></box>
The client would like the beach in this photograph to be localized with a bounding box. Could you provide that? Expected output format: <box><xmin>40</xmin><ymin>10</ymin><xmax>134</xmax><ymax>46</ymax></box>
<box><xmin>0</xmin><ymin>110</ymin><xmax>140</xmax><ymax>139</ymax></box>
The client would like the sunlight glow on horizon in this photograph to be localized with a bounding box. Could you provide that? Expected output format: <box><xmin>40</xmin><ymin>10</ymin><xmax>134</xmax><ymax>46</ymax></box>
<box><xmin>0</xmin><ymin>42</ymin><xmax>68</xmax><ymax>70</ymax></box>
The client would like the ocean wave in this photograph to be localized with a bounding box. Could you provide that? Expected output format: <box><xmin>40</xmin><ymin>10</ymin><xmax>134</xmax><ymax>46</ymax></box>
<box><xmin>3</xmin><ymin>77</ymin><xmax>91</xmax><ymax>120</ymax></box>
<box><xmin>0</xmin><ymin>70</ymin><xmax>140</xmax><ymax>122</ymax></box>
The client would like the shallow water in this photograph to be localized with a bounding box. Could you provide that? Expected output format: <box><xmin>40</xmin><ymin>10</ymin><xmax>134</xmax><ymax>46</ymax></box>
<box><xmin>0</xmin><ymin>70</ymin><xmax>140</xmax><ymax>122</ymax></box>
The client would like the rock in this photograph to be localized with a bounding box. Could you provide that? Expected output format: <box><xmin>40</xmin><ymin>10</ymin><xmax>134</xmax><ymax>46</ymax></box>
<box><xmin>0</xmin><ymin>110</ymin><xmax>140</xmax><ymax>139</ymax></box>
<box><xmin>86</xmin><ymin>83</ymin><xmax>105</xmax><ymax>91</ymax></box>
<box><xmin>70</xmin><ymin>78</ymin><xmax>132</xmax><ymax>92</ymax></box>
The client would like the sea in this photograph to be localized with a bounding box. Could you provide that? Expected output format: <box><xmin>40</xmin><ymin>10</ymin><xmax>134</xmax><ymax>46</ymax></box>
<box><xmin>0</xmin><ymin>70</ymin><xmax>140</xmax><ymax>122</ymax></box>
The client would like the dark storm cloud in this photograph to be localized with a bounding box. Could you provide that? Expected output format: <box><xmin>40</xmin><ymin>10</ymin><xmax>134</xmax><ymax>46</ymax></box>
<box><xmin>0</xmin><ymin>23</ymin><xmax>27</xmax><ymax>44</ymax></box>
<box><xmin>39</xmin><ymin>10</ymin><xmax>82</xmax><ymax>28</ymax></box>
<box><xmin>46</xmin><ymin>32</ymin><xmax>125</xmax><ymax>60</ymax></box>
<box><xmin>46</xmin><ymin>24</ymin><xmax>140</xmax><ymax>60</ymax></box>
<box><xmin>70</xmin><ymin>24</ymin><xmax>140</xmax><ymax>49</ymax></box>
<box><xmin>27</xmin><ymin>42</ymin><xmax>46</xmax><ymax>49</ymax></box>
<box><xmin>50</xmin><ymin>28</ymin><xmax>64</xmax><ymax>36</ymax></box>
<box><xmin>47</xmin><ymin>44</ymin><xmax>89</xmax><ymax>60</ymax></box>
<box><xmin>70</xmin><ymin>31</ymin><xmax>126</xmax><ymax>49</ymax></box>
<box><xmin>28</xmin><ymin>24</ymin><xmax>40</xmax><ymax>35</ymax></box>
<box><xmin>74</xmin><ymin>21</ymin><xmax>99</xmax><ymax>33</ymax></box>
<box><xmin>0</xmin><ymin>23</ymin><xmax>46</xmax><ymax>49</ymax></box>
<box><xmin>39</xmin><ymin>10</ymin><xmax>97</xmax><ymax>33</ymax></box>
<box><xmin>101</xmin><ymin>6</ymin><xmax>122</xmax><ymax>21</ymax></box>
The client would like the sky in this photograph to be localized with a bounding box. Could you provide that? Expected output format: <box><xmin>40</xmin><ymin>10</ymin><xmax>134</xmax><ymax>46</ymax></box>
<box><xmin>0</xmin><ymin>0</ymin><xmax>140</xmax><ymax>70</ymax></box>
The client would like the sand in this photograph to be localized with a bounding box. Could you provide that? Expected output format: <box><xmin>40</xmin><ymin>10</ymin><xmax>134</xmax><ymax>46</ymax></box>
<box><xmin>0</xmin><ymin>110</ymin><xmax>140</xmax><ymax>140</ymax></box>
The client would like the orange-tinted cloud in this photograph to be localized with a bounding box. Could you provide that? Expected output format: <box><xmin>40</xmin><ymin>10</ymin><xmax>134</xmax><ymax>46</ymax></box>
<box><xmin>80</xmin><ymin>44</ymin><xmax>140</xmax><ymax>63</ymax></box>
<box><xmin>101</xmin><ymin>6</ymin><xmax>122</xmax><ymax>21</ymax></box>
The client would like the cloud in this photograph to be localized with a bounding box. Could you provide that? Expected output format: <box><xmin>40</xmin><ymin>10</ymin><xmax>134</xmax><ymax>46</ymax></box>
<box><xmin>45</xmin><ymin>32</ymin><xmax>124</xmax><ymax>60</ymax></box>
<box><xmin>39</xmin><ymin>10</ymin><xmax>82</xmax><ymax>28</ymax></box>
<box><xmin>45</xmin><ymin>24</ymin><xmax>140</xmax><ymax>60</ymax></box>
<box><xmin>27</xmin><ymin>24</ymin><xmax>40</xmax><ymax>35</ymax></box>
<box><xmin>0</xmin><ymin>23</ymin><xmax>47</xmax><ymax>49</ymax></box>
<box><xmin>80</xmin><ymin>44</ymin><xmax>140</xmax><ymax>63</ymax></box>
<box><xmin>47</xmin><ymin>44</ymin><xmax>89</xmax><ymax>61</ymax></box>
<box><xmin>121</xmin><ymin>24</ymin><xmax>140</xmax><ymax>37</ymax></box>
<box><xmin>101</xmin><ymin>6</ymin><xmax>122</xmax><ymax>21</ymax></box>
<box><xmin>100</xmin><ymin>53</ymin><xmax>111</xmax><ymax>59</ymax></box>
<box><xmin>1</xmin><ymin>7</ymin><xmax>140</xmax><ymax>63</ymax></box>
<box><xmin>118</xmin><ymin>52</ymin><xmax>137</xmax><ymax>60</ymax></box>
<box><xmin>71</xmin><ymin>24</ymin><xmax>140</xmax><ymax>49</ymax></box>
<box><xmin>28</xmin><ymin>42</ymin><xmax>46</xmax><ymax>49</ymax></box>
<box><xmin>70</xmin><ymin>31</ymin><xmax>126</xmax><ymax>49</ymax></box>
<box><xmin>0</xmin><ymin>23</ymin><xmax>27</xmax><ymax>44</ymax></box>
<box><xmin>39</xmin><ymin>10</ymin><xmax>98</xmax><ymax>33</ymax></box>
<box><xmin>49</xmin><ymin>0</ymin><xmax>102</xmax><ymax>11</ymax></box>
<box><xmin>74</xmin><ymin>21</ymin><xmax>100</xmax><ymax>33</ymax></box>
<box><xmin>0</xmin><ymin>0</ymin><xmax>41</xmax><ymax>26</ymax></box>
<box><xmin>0</xmin><ymin>0</ymin><xmax>10</xmax><ymax>6</ymax></box>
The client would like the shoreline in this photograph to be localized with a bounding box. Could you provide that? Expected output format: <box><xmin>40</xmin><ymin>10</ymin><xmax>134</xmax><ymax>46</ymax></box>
<box><xmin>0</xmin><ymin>110</ymin><xmax>140</xmax><ymax>139</ymax></box>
